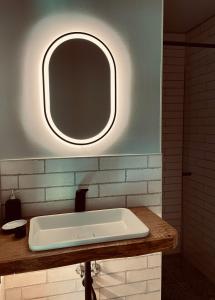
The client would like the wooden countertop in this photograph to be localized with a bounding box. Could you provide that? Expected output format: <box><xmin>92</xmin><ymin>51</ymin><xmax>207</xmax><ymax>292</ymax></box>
<box><xmin>0</xmin><ymin>207</ymin><xmax>177</xmax><ymax>275</ymax></box>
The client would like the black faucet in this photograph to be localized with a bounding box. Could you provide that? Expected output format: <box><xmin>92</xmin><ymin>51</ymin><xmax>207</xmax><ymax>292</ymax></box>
<box><xmin>75</xmin><ymin>188</ymin><xmax>88</xmax><ymax>212</ymax></box>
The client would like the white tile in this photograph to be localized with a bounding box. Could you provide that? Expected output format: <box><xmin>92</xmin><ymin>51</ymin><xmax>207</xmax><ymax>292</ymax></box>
<box><xmin>100</xmin><ymin>182</ymin><xmax>147</xmax><ymax>197</ymax></box>
<box><xmin>76</xmin><ymin>170</ymin><xmax>125</xmax><ymax>185</ymax></box>
<box><xmin>1</xmin><ymin>160</ymin><xmax>44</xmax><ymax>175</ymax></box>
<box><xmin>75</xmin><ymin>279</ymin><xmax>99</xmax><ymax>296</ymax></box>
<box><xmin>94</xmin><ymin>272</ymin><xmax>126</xmax><ymax>288</ymax></box>
<box><xmin>47</xmin><ymin>265</ymin><xmax>79</xmax><ymax>282</ymax></box>
<box><xmin>46</xmin><ymin>185</ymin><xmax>98</xmax><ymax>201</ymax></box>
<box><xmin>148</xmin><ymin>181</ymin><xmax>162</xmax><ymax>193</ymax></box>
<box><xmin>126</xmin><ymin>267</ymin><xmax>161</xmax><ymax>283</ymax></box>
<box><xmin>1</xmin><ymin>189</ymin><xmax>45</xmax><ymax>204</ymax></box>
<box><xmin>148</xmin><ymin>206</ymin><xmax>162</xmax><ymax>217</ymax></box>
<box><xmin>46</xmin><ymin>158</ymin><xmax>98</xmax><ymax>172</ymax></box>
<box><xmin>46</xmin><ymin>186</ymin><xmax>75</xmax><ymax>201</ymax></box>
<box><xmin>69</xmin><ymin>277</ymin><xmax>85</xmax><ymax>292</ymax></box>
<box><xmin>127</xmin><ymin>194</ymin><xmax>161</xmax><ymax>207</ymax></box>
<box><xmin>5</xmin><ymin>288</ymin><xmax>21</xmax><ymax>300</ymax></box>
<box><xmin>100</xmin><ymin>256</ymin><xmax>147</xmax><ymax>274</ymax></box>
<box><xmin>17</xmin><ymin>189</ymin><xmax>45</xmax><ymax>203</ymax></box>
<box><xmin>22</xmin><ymin>280</ymin><xmax>76</xmax><ymax>299</ymax></box>
<box><xmin>1</xmin><ymin>176</ymin><xmax>18</xmax><ymax>190</ymax></box>
<box><xmin>148</xmin><ymin>254</ymin><xmax>161</xmax><ymax>268</ymax></box>
<box><xmin>147</xmin><ymin>279</ymin><xmax>161</xmax><ymax>292</ymax></box>
<box><xmin>19</xmin><ymin>173</ymin><xmax>74</xmax><ymax>188</ymax></box>
<box><xmin>108</xmin><ymin>298</ymin><xmax>125</xmax><ymax>300</ymax></box>
<box><xmin>22</xmin><ymin>200</ymin><xmax>74</xmax><ymax>217</ymax></box>
<box><xmin>48</xmin><ymin>291</ymin><xmax>85</xmax><ymax>300</ymax></box>
<box><xmin>126</xmin><ymin>291</ymin><xmax>161</xmax><ymax>300</ymax></box>
<box><xmin>86</xmin><ymin>196</ymin><xmax>126</xmax><ymax>210</ymax></box>
<box><xmin>4</xmin><ymin>270</ymin><xmax>46</xmax><ymax>289</ymax></box>
<box><xmin>148</xmin><ymin>155</ymin><xmax>162</xmax><ymax>168</ymax></box>
<box><xmin>100</xmin><ymin>156</ymin><xmax>147</xmax><ymax>170</ymax></box>
<box><xmin>148</xmin><ymin>252</ymin><xmax>160</xmax><ymax>256</ymax></box>
<box><xmin>126</xmin><ymin>169</ymin><xmax>161</xmax><ymax>182</ymax></box>
<box><xmin>100</xmin><ymin>282</ymin><xmax>147</xmax><ymax>299</ymax></box>
<box><xmin>0</xmin><ymin>280</ymin><xmax>4</xmax><ymax>300</ymax></box>
<box><xmin>107</xmin><ymin>298</ymin><xmax>125</xmax><ymax>300</ymax></box>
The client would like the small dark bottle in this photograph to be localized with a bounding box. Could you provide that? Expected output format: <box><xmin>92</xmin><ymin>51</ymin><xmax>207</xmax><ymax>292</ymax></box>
<box><xmin>5</xmin><ymin>190</ymin><xmax>21</xmax><ymax>223</ymax></box>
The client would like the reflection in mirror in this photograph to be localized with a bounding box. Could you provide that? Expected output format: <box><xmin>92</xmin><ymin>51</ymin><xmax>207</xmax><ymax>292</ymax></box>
<box><xmin>43</xmin><ymin>32</ymin><xmax>116</xmax><ymax>145</ymax></box>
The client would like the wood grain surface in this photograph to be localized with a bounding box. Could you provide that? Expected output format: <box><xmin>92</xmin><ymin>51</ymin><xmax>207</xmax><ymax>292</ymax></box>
<box><xmin>0</xmin><ymin>207</ymin><xmax>177</xmax><ymax>275</ymax></box>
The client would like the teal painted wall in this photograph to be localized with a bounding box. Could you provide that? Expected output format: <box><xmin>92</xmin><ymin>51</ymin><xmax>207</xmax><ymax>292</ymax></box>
<box><xmin>0</xmin><ymin>0</ymin><xmax>163</xmax><ymax>159</ymax></box>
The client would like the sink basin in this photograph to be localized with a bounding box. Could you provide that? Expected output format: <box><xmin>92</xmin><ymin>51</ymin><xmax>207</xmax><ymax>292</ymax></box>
<box><xmin>29</xmin><ymin>208</ymin><xmax>150</xmax><ymax>251</ymax></box>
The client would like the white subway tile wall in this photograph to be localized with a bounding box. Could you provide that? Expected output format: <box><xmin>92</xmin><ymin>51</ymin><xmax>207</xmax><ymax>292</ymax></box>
<box><xmin>183</xmin><ymin>16</ymin><xmax>215</xmax><ymax>284</ymax></box>
<box><xmin>0</xmin><ymin>155</ymin><xmax>162</xmax><ymax>300</ymax></box>
<box><xmin>162</xmin><ymin>33</ymin><xmax>185</xmax><ymax>252</ymax></box>
<box><xmin>0</xmin><ymin>278</ymin><xmax>5</xmax><ymax>300</ymax></box>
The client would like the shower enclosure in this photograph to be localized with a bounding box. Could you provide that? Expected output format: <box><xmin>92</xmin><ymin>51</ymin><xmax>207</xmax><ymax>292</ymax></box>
<box><xmin>162</xmin><ymin>26</ymin><xmax>215</xmax><ymax>298</ymax></box>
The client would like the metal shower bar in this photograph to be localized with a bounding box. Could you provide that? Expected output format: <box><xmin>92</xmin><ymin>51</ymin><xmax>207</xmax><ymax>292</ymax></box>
<box><xmin>163</xmin><ymin>40</ymin><xmax>215</xmax><ymax>48</ymax></box>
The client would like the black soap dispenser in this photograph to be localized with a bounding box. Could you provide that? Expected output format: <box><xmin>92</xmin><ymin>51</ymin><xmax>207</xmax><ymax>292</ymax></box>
<box><xmin>5</xmin><ymin>190</ymin><xmax>21</xmax><ymax>223</ymax></box>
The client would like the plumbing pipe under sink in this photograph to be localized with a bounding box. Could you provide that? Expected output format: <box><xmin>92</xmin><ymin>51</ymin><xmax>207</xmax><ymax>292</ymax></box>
<box><xmin>75</xmin><ymin>188</ymin><xmax>97</xmax><ymax>300</ymax></box>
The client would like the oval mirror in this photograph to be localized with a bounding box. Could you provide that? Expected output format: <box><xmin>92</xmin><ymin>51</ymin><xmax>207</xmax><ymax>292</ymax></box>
<box><xmin>43</xmin><ymin>32</ymin><xmax>116</xmax><ymax>145</ymax></box>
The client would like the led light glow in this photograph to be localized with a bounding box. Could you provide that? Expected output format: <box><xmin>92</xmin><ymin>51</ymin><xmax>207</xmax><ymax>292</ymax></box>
<box><xmin>20</xmin><ymin>13</ymin><xmax>132</xmax><ymax>157</ymax></box>
<box><xmin>43</xmin><ymin>32</ymin><xmax>116</xmax><ymax>145</ymax></box>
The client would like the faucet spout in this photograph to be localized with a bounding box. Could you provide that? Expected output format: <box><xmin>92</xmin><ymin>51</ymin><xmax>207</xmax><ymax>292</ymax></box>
<box><xmin>75</xmin><ymin>188</ymin><xmax>88</xmax><ymax>212</ymax></box>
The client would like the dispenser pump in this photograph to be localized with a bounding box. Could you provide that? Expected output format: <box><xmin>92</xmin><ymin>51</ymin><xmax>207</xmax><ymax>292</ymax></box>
<box><xmin>10</xmin><ymin>189</ymin><xmax>16</xmax><ymax>200</ymax></box>
<box><xmin>5</xmin><ymin>190</ymin><xmax>21</xmax><ymax>223</ymax></box>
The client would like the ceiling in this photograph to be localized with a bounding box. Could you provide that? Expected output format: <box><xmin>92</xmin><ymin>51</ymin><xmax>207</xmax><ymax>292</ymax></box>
<box><xmin>164</xmin><ymin>0</ymin><xmax>215</xmax><ymax>33</ymax></box>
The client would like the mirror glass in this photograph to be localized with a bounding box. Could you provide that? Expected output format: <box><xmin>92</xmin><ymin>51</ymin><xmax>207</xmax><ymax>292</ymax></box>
<box><xmin>43</xmin><ymin>33</ymin><xmax>116</xmax><ymax>145</ymax></box>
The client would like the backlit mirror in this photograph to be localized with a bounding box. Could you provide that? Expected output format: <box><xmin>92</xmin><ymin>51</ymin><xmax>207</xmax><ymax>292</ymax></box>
<box><xmin>43</xmin><ymin>32</ymin><xmax>116</xmax><ymax>145</ymax></box>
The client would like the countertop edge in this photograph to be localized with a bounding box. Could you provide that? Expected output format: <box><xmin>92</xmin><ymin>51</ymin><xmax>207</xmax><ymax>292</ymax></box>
<box><xmin>0</xmin><ymin>207</ymin><xmax>178</xmax><ymax>275</ymax></box>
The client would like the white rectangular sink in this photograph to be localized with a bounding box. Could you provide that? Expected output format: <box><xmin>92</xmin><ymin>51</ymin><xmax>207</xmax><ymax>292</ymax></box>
<box><xmin>29</xmin><ymin>208</ymin><xmax>150</xmax><ymax>251</ymax></box>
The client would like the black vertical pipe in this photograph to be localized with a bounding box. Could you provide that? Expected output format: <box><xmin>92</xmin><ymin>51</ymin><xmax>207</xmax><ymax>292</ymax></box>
<box><xmin>84</xmin><ymin>261</ymin><xmax>92</xmax><ymax>300</ymax></box>
<box><xmin>74</xmin><ymin>189</ymin><xmax>96</xmax><ymax>299</ymax></box>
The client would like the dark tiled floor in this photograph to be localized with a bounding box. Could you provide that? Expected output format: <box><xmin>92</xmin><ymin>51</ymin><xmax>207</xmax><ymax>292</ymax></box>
<box><xmin>162</xmin><ymin>254</ymin><xmax>215</xmax><ymax>300</ymax></box>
